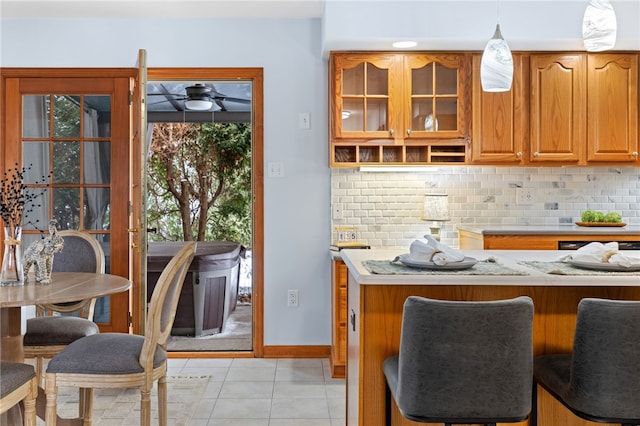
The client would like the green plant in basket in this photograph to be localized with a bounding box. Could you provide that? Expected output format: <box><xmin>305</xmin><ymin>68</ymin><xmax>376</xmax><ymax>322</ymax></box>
<box><xmin>580</xmin><ymin>210</ymin><xmax>622</xmax><ymax>223</ymax></box>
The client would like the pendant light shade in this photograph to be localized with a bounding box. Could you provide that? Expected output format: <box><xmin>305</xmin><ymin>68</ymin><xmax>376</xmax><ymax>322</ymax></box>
<box><xmin>582</xmin><ymin>0</ymin><xmax>617</xmax><ymax>52</ymax></box>
<box><xmin>480</xmin><ymin>24</ymin><xmax>514</xmax><ymax>92</ymax></box>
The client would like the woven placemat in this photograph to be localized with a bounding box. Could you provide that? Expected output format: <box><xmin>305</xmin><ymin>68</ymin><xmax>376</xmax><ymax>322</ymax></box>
<box><xmin>519</xmin><ymin>260</ymin><xmax>640</xmax><ymax>276</ymax></box>
<box><xmin>362</xmin><ymin>258</ymin><xmax>528</xmax><ymax>275</ymax></box>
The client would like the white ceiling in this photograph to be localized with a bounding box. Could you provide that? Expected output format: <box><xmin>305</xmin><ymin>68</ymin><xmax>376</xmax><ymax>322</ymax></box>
<box><xmin>0</xmin><ymin>0</ymin><xmax>326</xmax><ymax>18</ymax></box>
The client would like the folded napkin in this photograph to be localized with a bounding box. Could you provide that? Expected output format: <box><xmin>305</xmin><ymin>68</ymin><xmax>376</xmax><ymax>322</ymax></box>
<box><xmin>571</xmin><ymin>241</ymin><xmax>640</xmax><ymax>267</ymax></box>
<box><xmin>409</xmin><ymin>235</ymin><xmax>466</xmax><ymax>265</ymax></box>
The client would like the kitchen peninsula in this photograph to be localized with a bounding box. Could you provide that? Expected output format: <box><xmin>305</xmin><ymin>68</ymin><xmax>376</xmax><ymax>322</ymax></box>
<box><xmin>340</xmin><ymin>248</ymin><xmax>640</xmax><ymax>426</ymax></box>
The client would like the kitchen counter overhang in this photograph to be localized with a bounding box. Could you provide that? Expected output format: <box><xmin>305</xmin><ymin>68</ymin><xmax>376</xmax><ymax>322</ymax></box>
<box><xmin>340</xmin><ymin>248</ymin><xmax>640</xmax><ymax>286</ymax></box>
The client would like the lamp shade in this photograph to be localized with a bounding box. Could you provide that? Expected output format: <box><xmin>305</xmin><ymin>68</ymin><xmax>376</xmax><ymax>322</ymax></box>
<box><xmin>422</xmin><ymin>194</ymin><xmax>450</xmax><ymax>221</ymax></box>
<box><xmin>184</xmin><ymin>99</ymin><xmax>213</xmax><ymax>111</ymax></box>
<box><xmin>583</xmin><ymin>0</ymin><xmax>617</xmax><ymax>52</ymax></box>
<box><xmin>480</xmin><ymin>24</ymin><xmax>514</xmax><ymax>92</ymax></box>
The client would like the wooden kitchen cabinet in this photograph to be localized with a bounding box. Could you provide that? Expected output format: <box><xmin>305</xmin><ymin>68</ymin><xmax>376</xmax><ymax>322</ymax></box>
<box><xmin>459</xmin><ymin>229</ymin><xmax>640</xmax><ymax>250</ymax></box>
<box><xmin>471</xmin><ymin>53</ymin><xmax>528</xmax><ymax>164</ymax></box>
<box><xmin>330</xmin><ymin>257</ymin><xmax>347</xmax><ymax>378</ymax></box>
<box><xmin>330</xmin><ymin>51</ymin><xmax>471</xmax><ymax>167</ymax></box>
<box><xmin>529</xmin><ymin>52</ymin><xmax>639</xmax><ymax>165</ymax></box>
<box><xmin>529</xmin><ymin>53</ymin><xmax>586</xmax><ymax>164</ymax></box>
<box><xmin>586</xmin><ymin>53</ymin><xmax>639</xmax><ymax>163</ymax></box>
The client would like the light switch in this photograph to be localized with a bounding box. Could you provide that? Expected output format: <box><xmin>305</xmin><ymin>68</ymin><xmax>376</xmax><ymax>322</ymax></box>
<box><xmin>298</xmin><ymin>112</ymin><xmax>310</xmax><ymax>129</ymax></box>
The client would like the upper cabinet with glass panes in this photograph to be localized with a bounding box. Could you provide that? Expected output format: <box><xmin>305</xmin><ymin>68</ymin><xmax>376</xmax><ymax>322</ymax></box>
<box><xmin>330</xmin><ymin>52</ymin><xmax>471</xmax><ymax>143</ymax></box>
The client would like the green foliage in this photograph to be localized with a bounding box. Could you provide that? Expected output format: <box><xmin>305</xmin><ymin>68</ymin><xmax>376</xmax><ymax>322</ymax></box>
<box><xmin>146</xmin><ymin>122</ymin><xmax>252</xmax><ymax>247</ymax></box>
<box><xmin>581</xmin><ymin>210</ymin><xmax>622</xmax><ymax>223</ymax></box>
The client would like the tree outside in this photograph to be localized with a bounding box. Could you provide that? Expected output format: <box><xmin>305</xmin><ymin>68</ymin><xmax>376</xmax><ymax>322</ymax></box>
<box><xmin>147</xmin><ymin>122</ymin><xmax>252</xmax><ymax>247</ymax></box>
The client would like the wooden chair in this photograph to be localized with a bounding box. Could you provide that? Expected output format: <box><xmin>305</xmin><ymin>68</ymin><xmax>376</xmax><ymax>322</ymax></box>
<box><xmin>383</xmin><ymin>295</ymin><xmax>534</xmax><ymax>426</ymax></box>
<box><xmin>0</xmin><ymin>361</ymin><xmax>38</xmax><ymax>426</ymax></box>
<box><xmin>44</xmin><ymin>242</ymin><xmax>196</xmax><ymax>426</ymax></box>
<box><xmin>23</xmin><ymin>230</ymin><xmax>105</xmax><ymax>385</ymax></box>
<box><xmin>532</xmin><ymin>298</ymin><xmax>640</xmax><ymax>426</ymax></box>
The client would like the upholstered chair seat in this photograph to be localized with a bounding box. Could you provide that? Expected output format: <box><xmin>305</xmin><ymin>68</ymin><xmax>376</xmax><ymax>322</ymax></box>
<box><xmin>0</xmin><ymin>361</ymin><xmax>38</xmax><ymax>426</ymax></box>
<box><xmin>47</xmin><ymin>333</ymin><xmax>166</xmax><ymax>375</ymax></box>
<box><xmin>24</xmin><ymin>316</ymin><xmax>99</xmax><ymax>346</ymax></box>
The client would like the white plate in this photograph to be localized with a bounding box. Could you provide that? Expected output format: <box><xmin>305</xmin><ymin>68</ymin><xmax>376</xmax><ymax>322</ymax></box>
<box><xmin>396</xmin><ymin>254</ymin><xmax>478</xmax><ymax>270</ymax></box>
<box><xmin>569</xmin><ymin>259</ymin><xmax>640</xmax><ymax>272</ymax></box>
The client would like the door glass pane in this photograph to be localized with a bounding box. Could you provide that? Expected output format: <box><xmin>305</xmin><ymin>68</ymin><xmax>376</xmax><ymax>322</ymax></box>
<box><xmin>53</xmin><ymin>141</ymin><xmax>80</xmax><ymax>183</ymax></box>
<box><xmin>54</xmin><ymin>187</ymin><xmax>80</xmax><ymax>229</ymax></box>
<box><xmin>22</xmin><ymin>187</ymin><xmax>50</xmax><ymax>231</ymax></box>
<box><xmin>53</xmin><ymin>95</ymin><xmax>81</xmax><ymax>137</ymax></box>
<box><xmin>22</xmin><ymin>142</ymin><xmax>50</xmax><ymax>182</ymax></box>
<box><xmin>84</xmin><ymin>96</ymin><xmax>111</xmax><ymax>137</ymax></box>
<box><xmin>84</xmin><ymin>142</ymin><xmax>111</xmax><ymax>184</ymax></box>
<box><xmin>22</xmin><ymin>95</ymin><xmax>50</xmax><ymax>137</ymax></box>
<box><xmin>84</xmin><ymin>188</ymin><xmax>110</xmax><ymax>231</ymax></box>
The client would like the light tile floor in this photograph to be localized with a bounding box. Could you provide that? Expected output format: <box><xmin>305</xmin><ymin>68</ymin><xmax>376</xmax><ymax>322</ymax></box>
<box><xmin>169</xmin><ymin>357</ymin><xmax>346</xmax><ymax>426</ymax></box>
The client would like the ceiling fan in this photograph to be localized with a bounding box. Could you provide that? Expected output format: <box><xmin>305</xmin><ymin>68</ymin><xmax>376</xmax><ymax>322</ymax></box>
<box><xmin>148</xmin><ymin>83</ymin><xmax>251</xmax><ymax>111</ymax></box>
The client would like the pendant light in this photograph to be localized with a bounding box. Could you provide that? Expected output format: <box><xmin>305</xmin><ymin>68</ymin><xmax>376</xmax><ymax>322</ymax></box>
<box><xmin>480</xmin><ymin>1</ymin><xmax>513</xmax><ymax>92</ymax></box>
<box><xmin>582</xmin><ymin>0</ymin><xmax>617</xmax><ymax>52</ymax></box>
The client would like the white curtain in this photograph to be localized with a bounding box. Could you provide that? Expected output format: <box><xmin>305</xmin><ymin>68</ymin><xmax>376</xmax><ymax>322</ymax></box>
<box><xmin>83</xmin><ymin>109</ymin><xmax>110</xmax><ymax>233</ymax></box>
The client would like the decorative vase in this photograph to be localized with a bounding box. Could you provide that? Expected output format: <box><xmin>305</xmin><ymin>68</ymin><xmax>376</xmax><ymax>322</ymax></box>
<box><xmin>1</xmin><ymin>225</ymin><xmax>24</xmax><ymax>286</ymax></box>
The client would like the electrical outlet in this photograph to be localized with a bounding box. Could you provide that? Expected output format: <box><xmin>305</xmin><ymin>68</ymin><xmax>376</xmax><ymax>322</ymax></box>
<box><xmin>287</xmin><ymin>289</ymin><xmax>299</xmax><ymax>307</ymax></box>
<box><xmin>332</xmin><ymin>203</ymin><xmax>343</xmax><ymax>220</ymax></box>
<box><xmin>516</xmin><ymin>188</ymin><xmax>534</xmax><ymax>205</ymax></box>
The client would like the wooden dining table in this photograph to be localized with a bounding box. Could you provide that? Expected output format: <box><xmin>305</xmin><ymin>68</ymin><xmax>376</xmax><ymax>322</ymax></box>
<box><xmin>0</xmin><ymin>271</ymin><xmax>132</xmax><ymax>425</ymax></box>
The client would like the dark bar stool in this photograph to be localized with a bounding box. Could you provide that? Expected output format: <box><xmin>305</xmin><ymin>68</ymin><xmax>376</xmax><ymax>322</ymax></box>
<box><xmin>533</xmin><ymin>298</ymin><xmax>640</xmax><ymax>426</ymax></box>
<box><xmin>383</xmin><ymin>295</ymin><xmax>534</xmax><ymax>426</ymax></box>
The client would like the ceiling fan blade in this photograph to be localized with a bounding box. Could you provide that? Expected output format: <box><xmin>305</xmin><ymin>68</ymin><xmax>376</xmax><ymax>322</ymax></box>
<box><xmin>215</xmin><ymin>96</ymin><xmax>251</xmax><ymax>104</ymax></box>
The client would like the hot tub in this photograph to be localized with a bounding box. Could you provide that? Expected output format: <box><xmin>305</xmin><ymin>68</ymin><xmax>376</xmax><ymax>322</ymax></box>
<box><xmin>146</xmin><ymin>241</ymin><xmax>244</xmax><ymax>337</ymax></box>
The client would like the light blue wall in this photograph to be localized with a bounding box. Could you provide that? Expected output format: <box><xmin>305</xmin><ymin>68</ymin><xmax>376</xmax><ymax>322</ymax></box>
<box><xmin>2</xmin><ymin>1</ymin><xmax>640</xmax><ymax>347</ymax></box>
<box><xmin>1</xmin><ymin>17</ymin><xmax>332</xmax><ymax>346</ymax></box>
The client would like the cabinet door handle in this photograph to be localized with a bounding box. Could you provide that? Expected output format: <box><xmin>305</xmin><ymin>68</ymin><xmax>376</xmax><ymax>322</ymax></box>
<box><xmin>389</xmin><ymin>129</ymin><xmax>395</xmax><ymax>136</ymax></box>
<box><xmin>406</xmin><ymin>129</ymin><xmax>412</xmax><ymax>135</ymax></box>
<box><xmin>516</xmin><ymin>151</ymin><xmax>522</xmax><ymax>158</ymax></box>
<box><xmin>533</xmin><ymin>152</ymin><xmax>540</xmax><ymax>157</ymax></box>
<box><xmin>633</xmin><ymin>152</ymin><xmax>638</xmax><ymax>158</ymax></box>
<box><xmin>350</xmin><ymin>309</ymin><xmax>356</xmax><ymax>332</ymax></box>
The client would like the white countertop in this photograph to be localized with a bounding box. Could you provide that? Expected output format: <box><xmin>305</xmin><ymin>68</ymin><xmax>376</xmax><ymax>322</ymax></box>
<box><xmin>339</xmin><ymin>248</ymin><xmax>640</xmax><ymax>287</ymax></box>
<box><xmin>457</xmin><ymin>224</ymin><xmax>640</xmax><ymax>235</ymax></box>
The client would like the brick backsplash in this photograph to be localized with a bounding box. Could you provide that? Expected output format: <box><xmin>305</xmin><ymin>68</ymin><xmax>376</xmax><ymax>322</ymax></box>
<box><xmin>330</xmin><ymin>166</ymin><xmax>640</xmax><ymax>248</ymax></box>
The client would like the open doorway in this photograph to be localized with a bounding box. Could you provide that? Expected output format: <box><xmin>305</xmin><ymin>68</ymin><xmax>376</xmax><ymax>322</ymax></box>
<box><xmin>146</xmin><ymin>68</ymin><xmax>263</xmax><ymax>355</ymax></box>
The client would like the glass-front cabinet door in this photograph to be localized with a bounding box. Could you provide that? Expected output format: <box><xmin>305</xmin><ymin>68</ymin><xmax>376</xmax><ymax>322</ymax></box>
<box><xmin>403</xmin><ymin>53</ymin><xmax>471</xmax><ymax>140</ymax></box>
<box><xmin>331</xmin><ymin>53</ymin><xmax>400</xmax><ymax>140</ymax></box>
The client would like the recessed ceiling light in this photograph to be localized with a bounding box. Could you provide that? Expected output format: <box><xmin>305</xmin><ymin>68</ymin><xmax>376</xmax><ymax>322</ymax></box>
<box><xmin>392</xmin><ymin>40</ymin><xmax>417</xmax><ymax>48</ymax></box>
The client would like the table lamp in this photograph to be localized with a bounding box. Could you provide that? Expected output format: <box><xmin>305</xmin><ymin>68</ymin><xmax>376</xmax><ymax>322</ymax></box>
<box><xmin>422</xmin><ymin>194</ymin><xmax>450</xmax><ymax>241</ymax></box>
